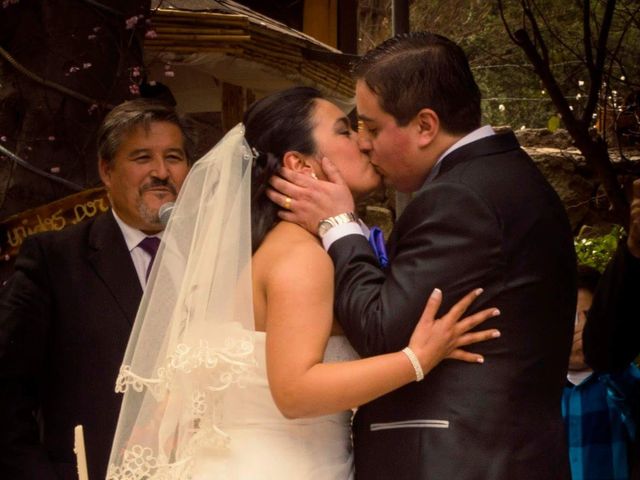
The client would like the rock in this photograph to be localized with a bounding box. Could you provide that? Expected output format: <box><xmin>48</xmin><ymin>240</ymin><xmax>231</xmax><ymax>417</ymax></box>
<box><xmin>526</xmin><ymin>148</ymin><xmax>595</xmax><ymax>229</ymax></box>
<box><xmin>514</xmin><ymin>128</ymin><xmax>574</xmax><ymax>149</ymax></box>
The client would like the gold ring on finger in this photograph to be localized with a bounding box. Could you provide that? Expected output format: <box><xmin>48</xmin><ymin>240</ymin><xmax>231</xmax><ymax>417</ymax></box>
<box><xmin>283</xmin><ymin>196</ymin><xmax>292</xmax><ymax>210</ymax></box>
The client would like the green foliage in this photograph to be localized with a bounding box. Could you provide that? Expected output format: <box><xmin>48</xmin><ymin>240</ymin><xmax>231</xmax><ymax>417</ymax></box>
<box><xmin>574</xmin><ymin>225</ymin><xmax>625</xmax><ymax>272</ymax></box>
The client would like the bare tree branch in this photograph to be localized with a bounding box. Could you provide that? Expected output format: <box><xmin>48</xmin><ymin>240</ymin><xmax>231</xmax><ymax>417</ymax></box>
<box><xmin>583</xmin><ymin>0</ymin><xmax>616</xmax><ymax>122</ymax></box>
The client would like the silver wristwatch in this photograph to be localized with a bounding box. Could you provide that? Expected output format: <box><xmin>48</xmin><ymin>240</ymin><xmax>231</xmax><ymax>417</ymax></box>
<box><xmin>317</xmin><ymin>212</ymin><xmax>358</xmax><ymax>238</ymax></box>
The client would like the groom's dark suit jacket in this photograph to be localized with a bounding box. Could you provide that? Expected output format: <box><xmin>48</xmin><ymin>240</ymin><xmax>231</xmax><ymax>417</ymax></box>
<box><xmin>330</xmin><ymin>132</ymin><xmax>576</xmax><ymax>480</ymax></box>
<box><xmin>0</xmin><ymin>212</ymin><xmax>141</xmax><ymax>480</ymax></box>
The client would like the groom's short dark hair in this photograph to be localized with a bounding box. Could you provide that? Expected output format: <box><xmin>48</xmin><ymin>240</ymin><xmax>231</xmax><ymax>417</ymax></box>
<box><xmin>353</xmin><ymin>31</ymin><xmax>481</xmax><ymax>134</ymax></box>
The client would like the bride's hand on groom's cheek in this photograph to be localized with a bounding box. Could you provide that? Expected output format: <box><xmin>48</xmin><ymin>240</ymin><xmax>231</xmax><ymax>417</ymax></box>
<box><xmin>408</xmin><ymin>288</ymin><xmax>501</xmax><ymax>371</ymax></box>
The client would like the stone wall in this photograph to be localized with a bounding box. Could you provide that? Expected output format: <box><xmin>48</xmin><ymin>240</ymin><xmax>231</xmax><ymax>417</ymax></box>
<box><xmin>517</xmin><ymin>128</ymin><xmax>639</xmax><ymax>234</ymax></box>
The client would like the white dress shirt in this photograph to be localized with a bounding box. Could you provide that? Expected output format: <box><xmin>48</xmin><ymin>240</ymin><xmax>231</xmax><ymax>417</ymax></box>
<box><xmin>111</xmin><ymin>209</ymin><xmax>162</xmax><ymax>289</ymax></box>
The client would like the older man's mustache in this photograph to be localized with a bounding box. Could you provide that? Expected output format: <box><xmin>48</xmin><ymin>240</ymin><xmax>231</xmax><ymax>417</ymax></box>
<box><xmin>140</xmin><ymin>178</ymin><xmax>177</xmax><ymax>196</ymax></box>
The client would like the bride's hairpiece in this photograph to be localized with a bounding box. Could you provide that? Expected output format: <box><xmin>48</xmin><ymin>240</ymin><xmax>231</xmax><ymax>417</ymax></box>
<box><xmin>245</xmin><ymin>141</ymin><xmax>267</xmax><ymax>169</ymax></box>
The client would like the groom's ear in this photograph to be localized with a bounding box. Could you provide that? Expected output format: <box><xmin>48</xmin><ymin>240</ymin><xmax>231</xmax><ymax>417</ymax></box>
<box><xmin>414</xmin><ymin>108</ymin><xmax>439</xmax><ymax>148</ymax></box>
<box><xmin>282</xmin><ymin>151</ymin><xmax>313</xmax><ymax>173</ymax></box>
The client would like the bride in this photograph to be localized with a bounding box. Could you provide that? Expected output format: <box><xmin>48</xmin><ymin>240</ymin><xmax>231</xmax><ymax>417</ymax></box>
<box><xmin>107</xmin><ymin>87</ymin><xmax>500</xmax><ymax>479</ymax></box>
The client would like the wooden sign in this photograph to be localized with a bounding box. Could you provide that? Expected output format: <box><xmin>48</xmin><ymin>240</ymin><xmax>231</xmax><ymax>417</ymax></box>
<box><xmin>0</xmin><ymin>187</ymin><xmax>110</xmax><ymax>261</ymax></box>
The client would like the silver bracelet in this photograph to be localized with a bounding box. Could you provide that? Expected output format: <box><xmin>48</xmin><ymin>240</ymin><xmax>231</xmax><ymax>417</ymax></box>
<box><xmin>402</xmin><ymin>347</ymin><xmax>425</xmax><ymax>382</ymax></box>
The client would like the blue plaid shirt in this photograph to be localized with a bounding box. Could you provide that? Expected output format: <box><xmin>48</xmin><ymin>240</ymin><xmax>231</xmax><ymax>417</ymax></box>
<box><xmin>562</xmin><ymin>363</ymin><xmax>640</xmax><ymax>480</ymax></box>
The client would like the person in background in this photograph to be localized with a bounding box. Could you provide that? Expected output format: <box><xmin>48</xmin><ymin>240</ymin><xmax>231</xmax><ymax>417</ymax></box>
<box><xmin>584</xmin><ymin>178</ymin><xmax>640</xmax><ymax>372</ymax></box>
<box><xmin>0</xmin><ymin>99</ymin><xmax>194</xmax><ymax>480</ymax></box>
<box><xmin>582</xmin><ymin>177</ymin><xmax>640</xmax><ymax>480</ymax></box>
<box><xmin>564</xmin><ymin>264</ymin><xmax>640</xmax><ymax>480</ymax></box>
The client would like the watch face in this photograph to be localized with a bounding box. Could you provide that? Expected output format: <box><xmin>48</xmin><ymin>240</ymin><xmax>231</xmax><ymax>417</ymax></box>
<box><xmin>318</xmin><ymin>220</ymin><xmax>332</xmax><ymax>237</ymax></box>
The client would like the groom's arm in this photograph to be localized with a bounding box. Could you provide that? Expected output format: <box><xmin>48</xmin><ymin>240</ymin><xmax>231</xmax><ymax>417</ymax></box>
<box><xmin>330</xmin><ymin>182</ymin><xmax>502</xmax><ymax>357</ymax></box>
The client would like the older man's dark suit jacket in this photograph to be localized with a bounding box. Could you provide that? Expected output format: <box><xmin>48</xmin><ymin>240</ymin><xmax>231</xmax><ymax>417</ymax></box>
<box><xmin>330</xmin><ymin>132</ymin><xmax>576</xmax><ymax>480</ymax></box>
<box><xmin>0</xmin><ymin>212</ymin><xmax>141</xmax><ymax>480</ymax></box>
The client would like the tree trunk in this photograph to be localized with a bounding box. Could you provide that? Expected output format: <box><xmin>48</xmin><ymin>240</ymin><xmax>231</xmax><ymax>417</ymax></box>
<box><xmin>512</xmin><ymin>26</ymin><xmax>630</xmax><ymax>227</ymax></box>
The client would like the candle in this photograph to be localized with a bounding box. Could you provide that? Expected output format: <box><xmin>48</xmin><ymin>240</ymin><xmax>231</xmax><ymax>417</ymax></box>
<box><xmin>74</xmin><ymin>425</ymin><xmax>90</xmax><ymax>480</ymax></box>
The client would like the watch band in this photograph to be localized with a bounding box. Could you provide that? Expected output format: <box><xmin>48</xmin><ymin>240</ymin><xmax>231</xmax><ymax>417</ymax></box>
<box><xmin>317</xmin><ymin>212</ymin><xmax>358</xmax><ymax>238</ymax></box>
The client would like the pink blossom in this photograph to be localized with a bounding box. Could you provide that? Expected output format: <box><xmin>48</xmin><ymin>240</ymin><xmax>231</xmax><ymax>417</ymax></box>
<box><xmin>50</xmin><ymin>166</ymin><xmax>60</xmax><ymax>174</ymax></box>
<box><xmin>0</xmin><ymin>136</ymin><xmax>6</xmax><ymax>142</ymax></box>
<box><xmin>87</xmin><ymin>34</ymin><xmax>97</xmax><ymax>40</ymax></box>
<box><xmin>82</xmin><ymin>63</ymin><xmax>92</xmax><ymax>69</ymax></box>
<box><xmin>125</xmin><ymin>16</ymin><xmax>139</xmax><ymax>29</ymax></box>
<box><xmin>87</xmin><ymin>104</ymin><xmax>98</xmax><ymax>114</ymax></box>
<box><xmin>145</xmin><ymin>30</ymin><xmax>157</xmax><ymax>39</ymax></box>
<box><xmin>2</xmin><ymin>0</ymin><xmax>20</xmax><ymax>9</ymax></box>
<box><xmin>164</xmin><ymin>71</ymin><xmax>175</xmax><ymax>78</ymax></box>
<box><xmin>93</xmin><ymin>26</ymin><xmax>101</xmax><ymax>32</ymax></box>
<box><xmin>68</xmin><ymin>66</ymin><xmax>80</xmax><ymax>74</ymax></box>
<box><xmin>131</xmin><ymin>66</ymin><xmax>141</xmax><ymax>78</ymax></box>
<box><xmin>129</xmin><ymin>84</ymin><xmax>140</xmax><ymax>95</ymax></box>
<box><xmin>47</xmin><ymin>136</ymin><xmax>56</xmax><ymax>141</ymax></box>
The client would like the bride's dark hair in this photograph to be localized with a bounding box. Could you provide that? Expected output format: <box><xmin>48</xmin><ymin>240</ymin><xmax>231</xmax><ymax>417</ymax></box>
<box><xmin>243</xmin><ymin>86</ymin><xmax>323</xmax><ymax>253</ymax></box>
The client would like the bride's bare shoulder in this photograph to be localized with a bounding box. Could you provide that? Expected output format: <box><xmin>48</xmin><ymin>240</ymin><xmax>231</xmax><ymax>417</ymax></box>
<box><xmin>254</xmin><ymin>221</ymin><xmax>332</xmax><ymax>278</ymax></box>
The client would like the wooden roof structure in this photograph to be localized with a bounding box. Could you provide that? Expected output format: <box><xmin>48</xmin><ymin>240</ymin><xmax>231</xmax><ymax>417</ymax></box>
<box><xmin>0</xmin><ymin>1</ymin><xmax>359</xmax><ymax>272</ymax></box>
<box><xmin>147</xmin><ymin>0</ymin><xmax>356</xmax><ymax>100</ymax></box>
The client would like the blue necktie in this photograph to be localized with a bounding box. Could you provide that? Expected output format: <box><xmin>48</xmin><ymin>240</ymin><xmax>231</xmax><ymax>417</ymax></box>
<box><xmin>368</xmin><ymin>226</ymin><xmax>389</xmax><ymax>268</ymax></box>
<box><xmin>138</xmin><ymin>236</ymin><xmax>161</xmax><ymax>280</ymax></box>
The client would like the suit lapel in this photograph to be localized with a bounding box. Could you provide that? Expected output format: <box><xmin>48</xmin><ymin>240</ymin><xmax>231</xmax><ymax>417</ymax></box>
<box><xmin>434</xmin><ymin>130</ymin><xmax>521</xmax><ymax>180</ymax></box>
<box><xmin>386</xmin><ymin>131</ymin><xmax>522</xmax><ymax>259</ymax></box>
<box><xmin>87</xmin><ymin>212</ymin><xmax>143</xmax><ymax>325</ymax></box>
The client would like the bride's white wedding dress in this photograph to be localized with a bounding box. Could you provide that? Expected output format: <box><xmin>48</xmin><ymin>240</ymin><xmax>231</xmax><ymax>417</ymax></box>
<box><xmin>193</xmin><ymin>332</ymin><xmax>358</xmax><ymax>480</ymax></box>
<box><xmin>192</xmin><ymin>331</ymin><xmax>358</xmax><ymax>480</ymax></box>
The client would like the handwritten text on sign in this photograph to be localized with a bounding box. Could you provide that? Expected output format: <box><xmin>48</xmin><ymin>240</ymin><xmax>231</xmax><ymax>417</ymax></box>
<box><xmin>0</xmin><ymin>188</ymin><xmax>110</xmax><ymax>259</ymax></box>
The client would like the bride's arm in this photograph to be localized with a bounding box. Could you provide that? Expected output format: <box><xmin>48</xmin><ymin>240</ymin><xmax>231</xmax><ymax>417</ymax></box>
<box><xmin>265</xmin><ymin>241</ymin><xmax>499</xmax><ymax>419</ymax></box>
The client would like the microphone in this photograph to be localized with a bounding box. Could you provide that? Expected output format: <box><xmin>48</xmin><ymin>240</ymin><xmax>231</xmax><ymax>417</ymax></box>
<box><xmin>158</xmin><ymin>202</ymin><xmax>175</xmax><ymax>227</ymax></box>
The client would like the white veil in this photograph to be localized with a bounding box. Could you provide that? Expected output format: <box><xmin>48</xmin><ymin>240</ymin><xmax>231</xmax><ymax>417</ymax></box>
<box><xmin>107</xmin><ymin>124</ymin><xmax>257</xmax><ymax>480</ymax></box>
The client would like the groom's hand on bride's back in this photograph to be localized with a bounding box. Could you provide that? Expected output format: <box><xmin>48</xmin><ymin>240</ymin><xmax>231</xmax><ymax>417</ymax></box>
<box><xmin>266</xmin><ymin>157</ymin><xmax>355</xmax><ymax>235</ymax></box>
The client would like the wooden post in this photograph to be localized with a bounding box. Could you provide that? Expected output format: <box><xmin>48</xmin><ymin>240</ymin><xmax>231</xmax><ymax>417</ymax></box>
<box><xmin>392</xmin><ymin>0</ymin><xmax>412</xmax><ymax>217</ymax></box>
<box><xmin>337</xmin><ymin>0</ymin><xmax>358</xmax><ymax>54</ymax></box>
<box><xmin>303</xmin><ymin>0</ymin><xmax>337</xmax><ymax>47</ymax></box>
<box><xmin>222</xmin><ymin>82</ymin><xmax>244</xmax><ymax>131</ymax></box>
<box><xmin>246</xmin><ymin>88</ymin><xmax>256</xmax><ymax>110</ymax></box>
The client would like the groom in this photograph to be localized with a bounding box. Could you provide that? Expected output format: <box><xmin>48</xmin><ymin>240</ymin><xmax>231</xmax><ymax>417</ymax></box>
<box><xmin>269</xmin><ymin>32</ymin><xmax>576</xmax><ymax>479</ymax></box>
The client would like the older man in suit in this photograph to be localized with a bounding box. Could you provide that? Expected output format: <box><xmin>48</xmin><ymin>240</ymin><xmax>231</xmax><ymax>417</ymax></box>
<box><xmin>0</xmin><ymin>99</ymin><xmax>194</xmax><ymax>480</ymax></box>
<box><xmin>269</xmin><ymin>32</ymin><xmax>576</xmax><ymax>479</ymax></box>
